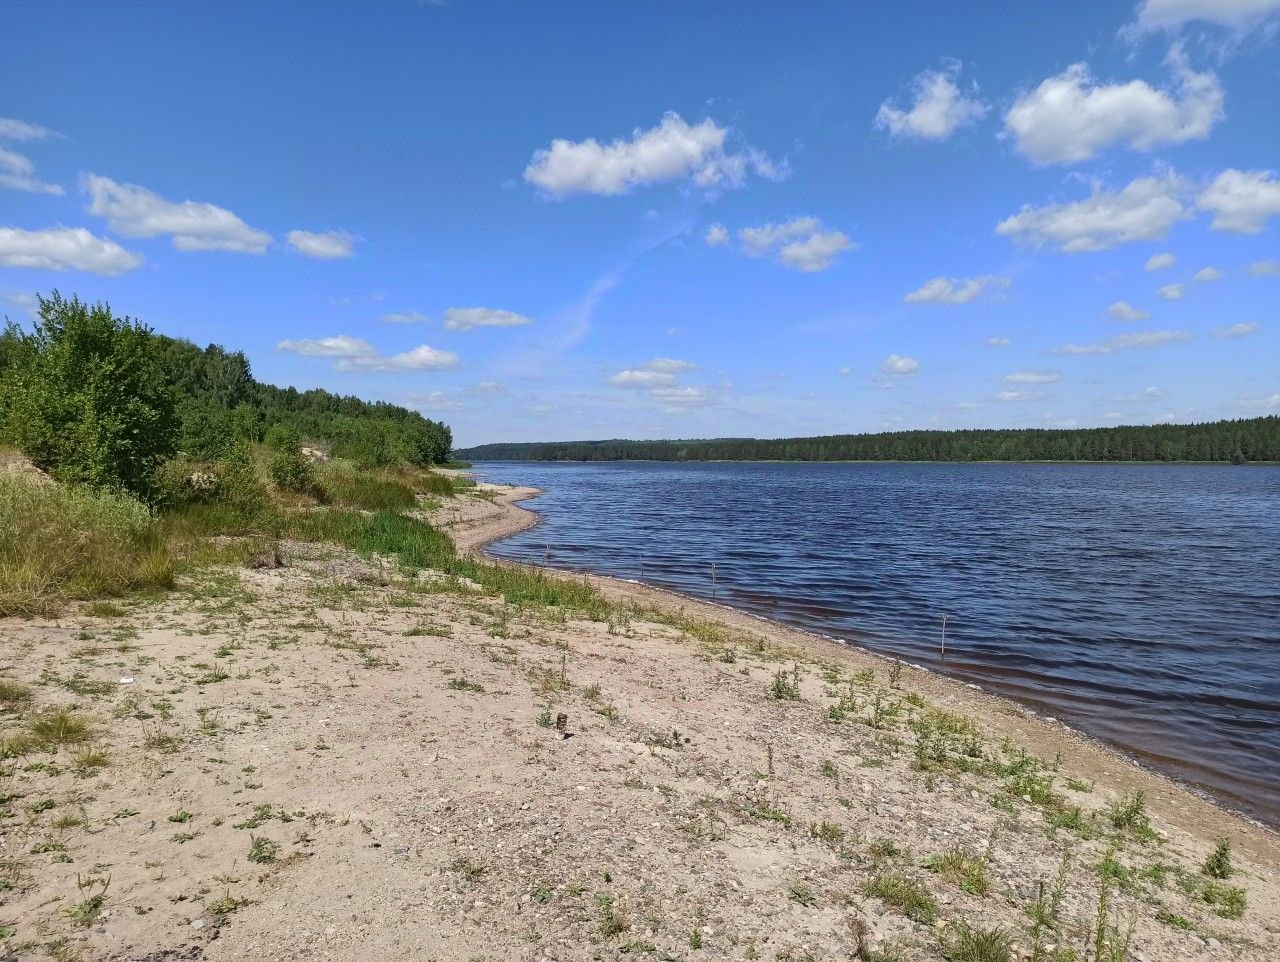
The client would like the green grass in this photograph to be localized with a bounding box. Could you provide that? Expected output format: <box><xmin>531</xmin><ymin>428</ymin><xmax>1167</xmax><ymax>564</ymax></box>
<box><xmin>940</xmin><ymin>925</ymin><xmax>1013</xmax><ymax>962</ymax></box>
<box><xmin>0</xmin><ymin>476</ymin><xmax>174</xmax><ymax>616</ymax></box>
<box><xmin>927</xmin><ymin>848</ymin><xmax>990</xmax><ymax>895</ymax></box>
<box><xmin>864</xmin><ymin>872</ymin><xmax>938</xmax><ymax>924</ymax></box>
<box><xmin>317</xmin><ymin>464</ymin><xmax>418</xmax><ymax>511</ymax></box>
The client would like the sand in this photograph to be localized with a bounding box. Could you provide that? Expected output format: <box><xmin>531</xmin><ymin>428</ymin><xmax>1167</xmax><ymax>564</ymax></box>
<box><xmin>1</xmin><ymin>481</ymin><xmax>1276</xmax><ymax>962</ymax></box>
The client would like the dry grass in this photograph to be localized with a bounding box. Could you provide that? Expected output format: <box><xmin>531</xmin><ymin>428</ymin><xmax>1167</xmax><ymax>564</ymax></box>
<box><xmin>0</xmin><ymin>476</ymin><xmax>174</xmax><ymax>616</ymax></box>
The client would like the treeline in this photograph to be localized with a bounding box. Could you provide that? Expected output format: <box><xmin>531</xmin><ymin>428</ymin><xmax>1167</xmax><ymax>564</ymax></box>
<box><xmin>0</xmin><ymin>292</ymin><xmax>452</xmax><ymax>497</ymax></box>
<box><xmin>458</xmin><ymin>418</ymin><xmax>1280</xmax><ymax>464</ymax></box>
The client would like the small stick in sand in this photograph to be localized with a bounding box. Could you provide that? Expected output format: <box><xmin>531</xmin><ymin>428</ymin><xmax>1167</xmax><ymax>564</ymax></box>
<box><xmin>940</xmin><ymin>613</ymin><xmax>948</xmax><ymax>663</ymax></box>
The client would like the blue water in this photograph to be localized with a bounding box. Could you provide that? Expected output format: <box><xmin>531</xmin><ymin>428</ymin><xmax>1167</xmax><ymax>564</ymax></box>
<box><xmin>474</xmin><ymin>461</ymin><xmax>1280</xmax><ymax>825</ymax></box>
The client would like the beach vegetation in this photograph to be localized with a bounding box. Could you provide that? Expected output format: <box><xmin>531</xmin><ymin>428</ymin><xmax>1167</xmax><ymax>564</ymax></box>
<box><xmin>863</xmin><ymin>872</ymin><xmax>937</xmax><ymax>923</ymax></box>
<box><xmin>939</xmin><ymin>924</ymin><xmax>1013</xmax><ymax>962</ymax></box>
<box><xmin>1201</xmin><ymin>838</ymin><xmax>1233</xmax><ymax>879</ymax></box>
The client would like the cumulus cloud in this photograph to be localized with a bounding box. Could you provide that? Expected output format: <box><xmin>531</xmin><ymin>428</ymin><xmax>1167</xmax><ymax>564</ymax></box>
<box><xmin>340</xmin><ymin>345</ymin><xmax>459</xmax><ymax>373</ymax></box>
<box><xmin>0</xmin><ymin>146</ymin><xmax>63</xmax><ymax>195</ymax></box>
<box><xmin>1193</xmin><ymin>265</ymin><xmax>1223</xmax><ymax>282</ymax></box>
<box><xmin>380</xmin><ymin>310</ymin><xmax>428</xmax><ymax>324</ymax></box>
<box><xmin>442</xmin><ymin>307</ymin><xmax>533</xmax><ymax>331</ymax></box>
<box><xmin>1213</xmin><ymin>322</ymin><xmax>1258</xmax><ymax>338</ymax></box>
<box><xmin>1001</xmin><ymin>370</ymin><xmax>1060</xmax><ymax>384</ymax></box>
<box><xmin>0</xmin><ymin>226</ymin><xmax>143</xmax><ymax>275</ymax></box>
<box><xmin>1131</xmin><ymin>0</ymin><xmax>1280</xmax><ymax>32</ymax></box>
<box><xmin>704</xmin><ymin>223</ymin><xmax>728</xmax><ymax>246</ymax></box>
<box><xmin>995</xmin><ymin>172</ymin><xmax>1187</xmax><ymax>252</ymax></box>
<box><xmin>82</xmin><ymin>173</ymin><xmax>271</xmax><ymax>253</ymax></box>
<box><xmin>0</xmin><ymin>118</ymin><xmax>64</xmax><ymax>195</ymax></box>
<box><xmin>904</xmin><ymin>274</ymin><xmax>1010</xmax><ymax>304</ymax></box>
<box><xmin>287</xmin><ymin>229</ymin><xmax>357</xmax><ymax>259</ymax></box>
<box><xmin>1056</xmin><ymin>329</ymin><xmax>1191</xmax><ymax>354</ymax></box>
<box><xmin>987</xmin><ymin>336</ymin><xmax>1011</xmax><ymax>347</ymax></box>
<box><xmin>1158</xmin><ymin>283</ymin><xmax>1184</xmax><ymax>299</ymax></box>
<box><xmin>738</xmin><ymin>216</ymin><xmax>852</xmax><ymax>272</ymax></box>
<box><xmin>523</xmin><ymin>112</ymin><xmax>783</xmax><ymax>197</ymax></box>
<box><xmin>278</xmin><ymin>334</ymin><xmax>458</xmax><ymax>372</ymax></box>
<box><xmin>277</xmin><ymin>335</ymin><xmax>377</xmax><ymax>358</ymax></box>
<box><xmin>1248</xmin><ymin>259</ymin><xmax>1280</xmax><ymax>276</ymax></box>
<box><xmin>609</xmin><ymin>357</ymin><xmax>709</xmax><ymax>408</ymax></box>
<box><xmin>882</xmin><ymin>354</ymin><xmax>920</xmax><ymax>376</ymax></box>
<box><xmin>875</xmin><ymin>63</ymin><xmax>989</xmax><ymax>140</ymax></box>
<box><xmin>1197</xmin><ymin>169</ymin><xmax>1280</xmax><ymax>233</ymax></box>
<box><xmin>1145</xmin><ymin>251</ymin><xmax>1176</xmax><ymax>270</ymax></box>
<box><xmin>1003</xmin><ymin>50</ymin><xmax>1223</xmax><ymax>165</ymax></box>
<box><xmin>1109</xmin><ymin>300</ymin><xmax>1151</xmax><ymax>320</ymax></box>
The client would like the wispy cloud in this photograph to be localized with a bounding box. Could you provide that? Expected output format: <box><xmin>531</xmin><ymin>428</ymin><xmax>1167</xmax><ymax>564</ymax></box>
<box><xmin>1056</xmin><ymin>329</ymin><xmax>1191</xmax><ymax>355</ymax></box>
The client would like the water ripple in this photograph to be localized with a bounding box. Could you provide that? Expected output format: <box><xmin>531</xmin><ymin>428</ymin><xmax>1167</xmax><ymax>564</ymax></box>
<box><xmin>476</xmin><ymin>461</ymin><xmax>1280</xmax><ymax>826</ymax></box>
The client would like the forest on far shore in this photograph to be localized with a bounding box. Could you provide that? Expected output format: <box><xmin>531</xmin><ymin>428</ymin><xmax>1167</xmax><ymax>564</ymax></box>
<box><xmin>457</xmin><ymin>417</ymin><xmax>1280</xmax><ymax>465</ymax></box>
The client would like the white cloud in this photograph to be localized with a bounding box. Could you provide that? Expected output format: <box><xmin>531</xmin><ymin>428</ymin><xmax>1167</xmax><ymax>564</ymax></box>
<box><xmin>1145</xmin><ymin>251</ymin><xmax>1176</xmax><ymax>270</ymax></box>
<box><xmin>646</xmin><ymin>357</ymin><xmax>695</xmax><ymax>374</ymax></box>
<box><xmin>996</xmin><ymin>172</ymin><xmax>1187</xmax><ymax>252</ymax></box>
<box><xmin>650</xmin><ymin>386</ymin><xmax>712</xmax><ymax>408</ymax></box>
<box><xmin>1238</xmin><ymin>392</ymin><xmax>1280</xmax><ymax>412</ymax></box>
<box><xmin>1056</xmin><ymin>329</ymin><xmax>1191</xmax><ymax>354</ymax></box>
<box><xmin>904</xmin><ymin>274</ymin><xmax>1010</xmax><ymax>304</ymax></box>
<box><xmin>1248</xmin><ymin>259</ymin><xmax>1280</xmax><ymax>276</ymax></box>
<box><xmin>837</xmin><ymin>366</ymin><xmax>853</xmax><ymax>375</ymax></box>
<box><xmin>1158</xmin><ymin>283</ymin><xmax>1184</xmax><ymax>299</ymax></box>
<box><xmin>1193</xmin><ymin>265</ymin><xmax>1223</xmax><ymax>282</ymax></box>
<box><xmin>82</xmin><ymin>173</ymin><xmax>271</xmax><ymax>253</ymax></box>
<box><xmin>287</xmin><ymin>229</ymin><xmax>356</xmax><ymax>259</ymax></box>
<box><xmin>442</xmin><ymin>307</ymin><xmax>533</xmax><ymax>331</ymax></box>
<box><xmin>611</xmin><ymin>369</ymin><xmax>675</xmax><ymax>388</ymax></box>
<box><xmin>1109</xmin><ymin>300</ymin><xmax>1151</xmax><ymax>320</ymax></box>
<box><xmin>1197</xmin><ymin>169</ymin><xmax>1280</xmax><ymax>234</ymax></box>
<box><xmin>995</xmin><ymin>389</ymin><xmax>1048</xmax><ymax>402</ymax></box>
<box><xmin>279</xmin><ymin>334</ymin><xmax>458</xmax><ymax>372</ymax></box>
<box><xmin>987</xmin><ymin>336</ymin><xmax>1011</xmax><ymax>347</ymax></box>
<box><xmin>339</xmin><ymin>345</ymin><xmax>459</xmax><ymax>373</ymax></box>
<box><xmin>1003</xmin><ymin>51</ymin><xmax>1223</xmax><ymax>165</ymax></box>
<box><xmin>0</xmin><ymin>146</ymin><xmax>63</xmax><ymax>195</ymax></box>
<box><xmin>738</xmin><ymin>216</ymin><xmax>852</xmax><ymax>272</ymax></box>
<box><xmin>1132</xmin><ymin>0</ymin><xmax>1280</xmax><ymax>32</ymax></box>
<box><xmin>704</xmin><ymin>223</ymin><xmax>728</xmax><ymax>247</ymax></box>
<box><xmin>380</xmin><ymin>310</ymin><xmax>428</xmax><ymax>324</ymax></box>
<box><xmin>523</xmin><ymin>112</ymin><xmax>781</xmax><ymax>197</ymax></box>
<box><xmin>277</xmin><ymin>335</ymin><xmax>377</xmax><ymax>358</ymax></box>
<box><xmin>1213</xmin><ymin>322</ymin><xmax>1258</xmax><ymax>338</ymax></box>
<box><xmin>0</xmin><ymin>226</ymin><xmax>143</xmax><ymax>275</ymax></box>
<box><xmin>882</xmin><ymin>354</ymin><xmax>919</xmax><ymax>376</ymax></box>
<box><xmin>1001</xmin><ymin>370</ymin><xmax>1060</xmax><ymax>384</ymax></box>
<box><xmin>875</xmin><ymin>64</ymin><xmax>989</xmax><ymax>140</ymax></box>
<box><xmin>0</xmin><ymin>117</ymin><xmax>60</xmax><ymax>141</ymax></box>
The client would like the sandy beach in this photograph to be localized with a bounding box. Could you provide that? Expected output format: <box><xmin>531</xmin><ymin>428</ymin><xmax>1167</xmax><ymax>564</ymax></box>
<box><xmin>1</xmin><ymin>480</ymin><xmax>1276</xmax><ymax>961</ymax></box>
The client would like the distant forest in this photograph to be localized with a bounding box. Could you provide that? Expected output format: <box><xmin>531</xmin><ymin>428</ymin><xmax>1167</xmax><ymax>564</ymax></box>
<box><xmin>458</xmin><ymin>417</ymin><xmax>1280</xmax><ymax>464</ymax></box>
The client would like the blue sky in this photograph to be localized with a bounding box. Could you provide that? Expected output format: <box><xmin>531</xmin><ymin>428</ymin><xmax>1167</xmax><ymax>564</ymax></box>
<box><xmin>2</xmin><ymin>1</ymin><xmax>1278</xmax><ymax>447</ymax></box>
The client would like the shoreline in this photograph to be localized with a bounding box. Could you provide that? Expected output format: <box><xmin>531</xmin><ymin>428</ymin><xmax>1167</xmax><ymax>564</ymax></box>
<box><xmin>460</xmin><ymin>481</ymin><xmax>1280</xmax><ymax>864</ymax></box>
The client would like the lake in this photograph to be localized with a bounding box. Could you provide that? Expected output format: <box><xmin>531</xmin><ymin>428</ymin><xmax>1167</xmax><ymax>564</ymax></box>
<box><xmin>473</xmin><ymin>460</ymin><xmax>1280</xmax><ymax>827</ymax></box>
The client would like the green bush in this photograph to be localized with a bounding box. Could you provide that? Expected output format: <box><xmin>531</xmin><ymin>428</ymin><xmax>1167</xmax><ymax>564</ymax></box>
<box><xmin>0</xmin><ymin>475</ymin><xmax>173</xmax><ymax>616</ymax></box>
<box><xmin>0</xmin><ymin>293</ymin><xmax>177</xmax><ymax>499</ymax></box>
<box><xmin>269</xmin><ymin>448</ymin><xmax>319</xmax><ymax>496</ymax></box>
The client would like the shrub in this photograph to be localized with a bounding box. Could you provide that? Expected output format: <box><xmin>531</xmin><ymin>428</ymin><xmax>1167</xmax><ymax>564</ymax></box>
<box><xmin>269</xmin><ymin>448</ymin><xmax>319</xmax><ymax>497</ymax></box>
<box><xmin>0</xmin><ymin>475</ymin><xmax>173</xmax><ymax>616</ymax></box>
<box><xmin>0</xmin><ymin>293</ymin><xmax>177</xmax><ymax>498</ymax></box>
